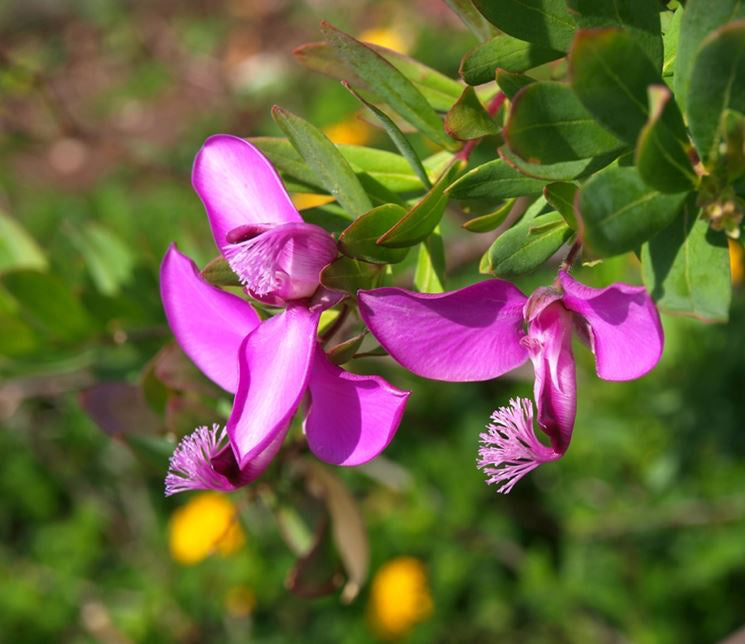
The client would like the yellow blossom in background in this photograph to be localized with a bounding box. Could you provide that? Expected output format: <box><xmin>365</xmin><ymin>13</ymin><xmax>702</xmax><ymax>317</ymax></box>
<box><xmin>168</xmin><ymin>492</ymin><xmax>245</xmax><ymax>565</ymax></box>
<box><xmin>323</xmin><ymin>117</ymin><xmax>374</xmax><ymax>146</ymax></box>
<box><xmin>358</xmin><ymin>26</ymin><xmax>411</xmax><ymax>54</ymax></box>
<box><xmin>729</xmin><ymin>238</ymin><xmax>744</xmax><ymax>286</ymax></box>
<box><xmin>290</xmin><ymin>192</ymin><xmax>336</xmax><ymax>211</ymax></box>
<box><xmin>225</xmin><ymin>585</ymin><xmax>257</xmax><ymax>618</ymax></box>
<box><xmin>368</xmin><ymin>556</ymin><xmax>434</xmax><ymax>639</ymax></box>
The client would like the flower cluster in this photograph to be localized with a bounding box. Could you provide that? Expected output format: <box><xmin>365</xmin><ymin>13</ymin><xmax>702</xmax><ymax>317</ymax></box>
<box><xmin>161</xmin><ymin>134</ymin><xmax>664</xmax><ymax>497</ymax></box>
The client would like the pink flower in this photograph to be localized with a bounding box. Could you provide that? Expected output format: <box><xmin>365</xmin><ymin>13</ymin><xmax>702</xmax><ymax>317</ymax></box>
<box><xmin>161</xmin><ymin>136</ymin><xmax>409</xmax><ymax>495</ymax></box>
<box><xmin>358</xmin><ymin>271</ymin><xmax>663</xmax><ymax>492</ymax></box>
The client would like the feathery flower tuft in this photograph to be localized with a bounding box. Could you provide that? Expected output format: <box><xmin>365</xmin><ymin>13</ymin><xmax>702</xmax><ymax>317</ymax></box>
<box><xmin>165</xmin><ymin>424</ymin><xmax>235</xmax><ymax>496</ymax></box>
<box><xmin>477</xmin><ymin>398</ymin><xmax>560</xmax><ymax>494</ymax></box>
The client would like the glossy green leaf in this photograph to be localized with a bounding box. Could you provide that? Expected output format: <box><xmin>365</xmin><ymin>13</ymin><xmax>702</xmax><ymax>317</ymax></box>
<box><xmin>445</xmin><ymin>86</ymin><xmax>500</xmax><ymax>141</ymax></box>
<box><xmin>688</xmin><ymin>22</ymin><xmax>745</xmax><ymax>163</ymax></box>
<box><xmin>481</xmin><ymin>211</ymin><xmax>572</xmax><ymax>276</ymax></box>
<box><xmin>472</xmin><ymin>0</ymin><xmax>576</xmax><ymax>51</ymax></box>
<box><xmin>272</xmin><ymin>106</ymin><xmax>372</xmax><ymax>218</ymax></box>
<box><xmin>328</xmin><ymin>332</ymin><xmax>367</xmax><ymax>365</ymax></box>
<box><xmin>641</xmin><ymin>201</ymin><xmax>731</xmax><ymax>322</ymax></box>
<box><xmin>636</xmin><ymin>85</ymin><xmax>697</xmax><ymax>193</ymax></box>
<box><xmin>0</xmin><ymin>211</ymin><xmax>47</xmax><ymax>274</ymax></box>
<box><xmin>444</xmin><ymin>0</ymin><xmax>499</xmax><ymax>41</ymax></box>
<box><xmin>460</xmin><ymin>34</ymin><xmax>563</xmax><ymax>85</ymax></box>
<box><xmin>496</xmin><ymin>69</ymin><xmax>536</xmax><ymax>99</ymax></box>
<box><xmin>500</xmin><ymin>146</ymin><xmax>616</xmax><ymax>181</ymax></box>
<box><xmin>447</xmin><ymin>158</ymin><xmax>546</xmax><ymax>200</ymax></box>
<box><xmin>577</xmin><ymin>165</ymin><xmax>688</xmax><ymax>256</ymax></box>
<box><xmin>378</xmin><ymin>164</ymin><xmax>461</xmax><ymax>248</ymax></box>
<box><xmin>2</xmin><ymin>270</ymin><xmax>93</xmax><ymax>343</ymax></box>
<box><xmin>675</xmin><ymin>0</ymin><xmax>745</xmax><ymax>113</ymax></box>
<box><xmin>321</xmin><ymin>22</ymin><xmax>455</xmax><ymax>149</ymax></box>
<box><xmin>414</xmin><ymin>228</ymin><xmax>446</xmax><ymax>293</ymax></box>
<box><xmin>566</xmin><ymin>0</ymin><xmax>663</xmax><ymax>71</ymax></box>
<box><xmin>343</xmin><ymin>82</ymin><xmax>431</xmax><ymax>188</ymax></box>
<box><xmin>67</xmin><ymin>223</ymin><xmax>135</xmax><ymax>296</ymax></box>
<box><xmin>506</xmin><ymin>81</ymin><xmax>623</xmax><ymax>163</ymax></box>
<box><xmin>462</xmin><ymin>199</ymin><xmax>516</xmax><ymax>232</ymax></box>
<box><xmin>570</xmin><ymin>28</ymin><xmax>683</xmax><ymax>145</ymax></box>
<box><xmin>339</xmin><ymin>204</ymin><xmax>409</xmax><ymax>264</ymax></box>
<box><xmin>201</xmin><ymin>256</ymin><xmax>241</xmax><ymax>287</ymax></box>
<box><xmin>544</xmin><ymin>182</ymin><xmax>578</xmax><ymax>229</ymax></box>
<box><xmin>320</xmin><ymin>256</ymin><xmax>383</xmax><ymax>294</ymax></box>
<box><xmin>662</xmin><ymin>5</ymin><xmax>682</xmax><ymax>77</ymax></box>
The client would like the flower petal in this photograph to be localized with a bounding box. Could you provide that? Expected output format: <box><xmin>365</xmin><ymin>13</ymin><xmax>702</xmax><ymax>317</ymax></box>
<box><xmin>358</xmin><ymin>281</ymin><xmax>529</xmax><ymax>382</ymax></box>
<box><xmin>558</xmin><ymin>271</ymin><xmax>663</xmax><ymax>381</ymax></box>
<box><xmin>526</xmin><ymin>301</ymin><xmax>576</xmax><ymax>453</ymax></box>
<box><xmin>227</xmin><ymin>305</ymin><xmax>320</xmax><ymax>466</ymax></box>
<box><xmin>192</xmin><ymin>134</ymin><xmax>301</xmax><ymax>254</ymax></box>
<box><xmin>160</xmin><ymin>245</ymin><xmax>260</xmax><ymax>393</ymax></box>
<box><xmin>305</xmin><ymin>347</ymin><xmax>410</xmax><ymax>466</ymax></box>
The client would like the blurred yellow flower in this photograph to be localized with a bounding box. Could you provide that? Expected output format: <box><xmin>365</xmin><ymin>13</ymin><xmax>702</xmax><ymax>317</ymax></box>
<box><xmin>368</xmin><ymin>556</ymin><xmax>434</xmax><ymax>639</ymax></box>
<box><xmin>323</xmin><ymin>117</ymin><xmax>374</xmax><ymax>146</ymax></box>
<box><xmin>168</xmin><ymin>492</ymin><xmax>245</xmax><ymax>565</ymax></box>
<box><xmin>729</xmin><ymin>238</ymin><xmax>744</xmax><ymax>286</ymax></box>
<box><xmin>291</xmin><ymin>193</ymin><xmax>336</xmax><ymax>211</ymax></box>
<box><xmin>225</xmin><ymin>585</ymin><xmax>257</xmax><ymax>618</ymax></box>
<box><xmin>358</xmin><ymin>27</ymin><xmax>410</xmax><ymax>54</ymax></box>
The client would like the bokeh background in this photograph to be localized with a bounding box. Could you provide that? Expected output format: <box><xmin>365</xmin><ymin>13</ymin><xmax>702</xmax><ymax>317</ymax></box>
<box><xmin>2</xmin><ymin>1</ymin><xmax>745</xmax><ymax>642</ymax></box>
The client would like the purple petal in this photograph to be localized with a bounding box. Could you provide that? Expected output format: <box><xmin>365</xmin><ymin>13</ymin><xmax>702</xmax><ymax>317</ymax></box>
<box><xmin>305</xmin><ymin>346</ymin><xmax>410</xmax><ymax>466</ymax></box>
<box><xmin>558</xmin><ymin>271</ymin><xmax>664</xmax><ymax>381</ymax></box>
<box><xmin>227</xmin><ymin>305</ymin><xmax>320</xmax><ymax>467</ymax></box>
<box><xmin>160</xmin><ymin>245</ymin><xmax>260</xmax><ymax>393</ymax></box>
<box><xmin>192</xmin><ymin>134</ymin><xmax>301</xmax><ymax>254</ymax></box>
<box><xmin>358</xmin><ymin>281</ymin><xmax>529</xmax><ymax>382</ymax></box>
<box><xmin>525</xmin><ymin>301</ymin><xmax>576</xmax><ymax>454</ymax></box>
<box><xmin>224</xmin><ymin>222</ymin><xmax>337</xmax><ymax>301</ymax></box>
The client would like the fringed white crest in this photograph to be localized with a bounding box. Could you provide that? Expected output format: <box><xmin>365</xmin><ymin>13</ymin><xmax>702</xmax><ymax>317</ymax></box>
<box><xmin>165</xmin><ymin>424</ymin><xmax>235</xmax><ymax>496</ymax></box>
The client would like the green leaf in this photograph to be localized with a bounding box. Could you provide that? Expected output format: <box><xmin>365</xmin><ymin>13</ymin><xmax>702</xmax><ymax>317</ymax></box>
<box><xmin>462</xmin><ymin>198</ymin><xmax>516</xmax><ymax>232</ymax></box>
<box><xmin>447</xmin><ymin>158</ymin><xmax>546</xmax><ymax>200</ymax></box>
<box><xmin>675</xmin><ymin>0</ymin><xmax>745</xmax><ymax>113</ymax></box>
<box><xmin>636</xmin><ymin>85</ymin><xmax>697</xmax><ymax>193</ymax></box>
<box><xmin>343</xmin><ymin>83</ymin><xmax>431</xmax><ymax>188</ymax></box>
<box><xmin>201</xmin><ymin>255</ymin><xmax>241</xmax><ymax>287</ymax></box>
<box><xmin>505</xmin><ymin>81</ymin><xmax>624</xmax><ymax>163</ymax></box>
<box><xmin>414</xmin><ymin>228</ymin><xmax>446</xmax><ymax>293</ymax></box>
<box><xmin>500</xmin><ymin>146</ymin><xmax>616</xmax><ymax>181</ymax></box>
<box><xmin>688</xmin><ymin>21</ymin><xmax>745</xmax><ymax>163</ymax></box>
<box><xmin>378</xmin><ymin>163</ymin><xmax>461</xmax><ymax>248</ymax></box>
<box><xmin>544</xmin><ymin>182</ymin><xmax>578</xmax><ymax>229</ymax></box>
<box><xmin>460</xmin><ymin>34</ymin><xmax>563</xmax><ymax>85</ymax></box>
<box><xmin>66</xmin><ymin>223</ymin><xmax>135</xmax><ymax>296</ymax></box>
<box><xmin>496</xmin><ymin>69</ymin><xmax>536</xmax><ymax>99</ymax></box>
<box><xmin>445</xmin><ymin>86</ymin><xmax>500</xmax><ymax>141</ymax></box>
<box><xmin>0</xmin><ymin>211</ymin><xmax>47</xmax><ymax>274</ymax></box>
<box><xmin>321</xmin><ymin>22</ymin><xmax>456</xmax><ymax>149</ymax></box>
<box><xmin>570</xmin><ymin>28</ymin><xmax>682</xmax><ymax>145</ymax></box>
<box><xmin>473</xmin><ymin>0</ymin><xmax>577</xmax><ymax>51</ymax></box>
<box><xmin>1</xmin><ymin>270</ymin><xmax>92</xmax><ymax>343</ymax></box>
<box><xmin>577</xmin><ymin>165</ymin><xmax>688</xmax><ymax>256</ymax></box>
<box><xmin>641</xmin><ymin>201</ymin><xmax>731</xmax><ymax>322</ymax></box>
<box><xmin>566</xmin><ymin>0</ymin><xmax>663</xmax><ymax>71</ymax></box>
<box><xmin>328</xmin><ymin>332</ymin><xmax>367</xmax><ymax>365</ymax></box>
<box><xmin>320</xmin><ymin>256</ymin><xmax>383</xmax><ymax>294</ymax></box>
<box><xmin>339</xmin><ymin>204</ymin><xmax>410</xmax><ymax>264</ymax></box>
<box><xmin>443</xmin><ymin>0</ymin><xmax>499</xmax><ymax>41</ymax></box>
<box><xmin>481</xmin><ymin>211</ymin><xmax>572</xmax><ymax>276</ymax></box>
<box><xmin>272</xmin><ymin>106</ymin><xmax>373</xmax><ymax>218</ymax></box>
<box><xmin>662</xmin><ymin>5</ymin><xmax>683</xmax><ymax>77</ymax></box>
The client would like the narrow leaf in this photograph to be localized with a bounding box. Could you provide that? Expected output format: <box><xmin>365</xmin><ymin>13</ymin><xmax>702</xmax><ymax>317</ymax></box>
<box><xmin>444</xmin><ymin>0</ymin><xmax>499</xmax><ymax>41</ymax></box>
<box><xmin>642</xmin><ymin>201</ymin><xmax>731</xmax><ymax>322</ymax></box>
<box><xmin>0</xmin><ymin>211</ymin><xmax>47</xmax><ymax>274</ymax></box>
<box><xmin>445</xmin><ymin>86</ymin><xmax>500</xmax><ymax>141</ymax></box>
<box><xmin>414</xmin><ymin>228</ymin><xmax>446</xmax><ymax>293</ymax></box>
<box><xmin>201</xmin><ymin>255</ymin><xmax>241</xmax><ymax>287</ymax></box>
<box><xmin>500</xmin><ymin>146</ymin><xmax>616</xmax><ymax>181</ymax></box>
<box><xmin>462</xmin><ymin>199</ymin><xmax>516</xmax><ymax>232</ymax></box>
<box><xmin>447</xmin><ymin>158</ymin><xmax>546</xmax><ymax>200</ymax></box>
<box><xmin>272</xmin><ymin>106</ymin><xmax>372</xmax><ymax>217</ymax></box>
<box><xmin>662</xmin><ymin>5</ymin><xmax>682</xmax><ymax>77</ymax></box>
<box><xmin>506</xmin><ymin>81</ymin><xmax>624</xmax><ymax>163</ymax></box>
<box><xmin>460</xmin><ymin>33</ymin><xmax>563</xmax><ymax>85</ymax></box>
<box><xmin>339</xmin><ymin>204</ymin><xmax>410</xmax><ymax>264</ymax></box>
<box><xmin>544</xmin><ymin>182</ymin><xmax>578</xmax><ymax>229</ymax></box>
<box><xmin>577</xmin><ymin>165</ymin><xmax>688</xmax><ymax>256</ymax></box>
<box><xmin>328</xmin><ymin>332</ymin><xmax>367</xmax><ymax>365</ymax></box>
<box><xmin>320</xmin><ymin>256</ymin><xmax>383</xmax><ymax>294</ymax></box>
<box><xmin>66</xmin><ymin>223</ymin><xmax>135</xmax><ymax>296</ymax></box>
<box><xmin>496</xmin><ymin>69</ymin><xmax>536</xmax><ymax>99</ymax></box>
<box><xmin>636</xmin><ymin>85</ymin><xmax>697</xmax><ymax>193</ymax></box>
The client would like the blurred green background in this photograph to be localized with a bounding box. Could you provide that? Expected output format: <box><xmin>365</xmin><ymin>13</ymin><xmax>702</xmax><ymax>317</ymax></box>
<box><xmin>2</xmin><ymin>1</ymin><xmax>745</xmax><ymax>642</ymax></box>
